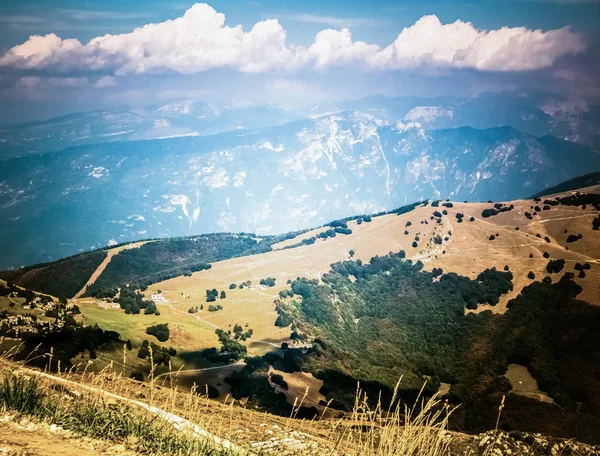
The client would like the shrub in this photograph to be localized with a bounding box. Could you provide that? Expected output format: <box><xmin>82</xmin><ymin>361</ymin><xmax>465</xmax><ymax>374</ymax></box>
<box><xmin>546</xmin><ymin>259</ymin><xmax>566</xmax><ymax>274</ymax></box>
<box><xmin>146</xmin><ymin>323</ymin><xmax>169</xmax><ymax>342</ymax></box>
<box><xmin>130</xmin><ymin>371</ymin><xmax>144</xmax><ymax>381</ymax></box>
<box><xmin>270</xmin><ymin>373</ymin><xmax>289</xmax><ymax>390</ymax></box>
<box><xmin>260</xmin><ymin>277</ymin><xmax>276</xmax><ymax>287</ymax></box>
<box><xmin>527</xmin><ymin>271</ymin><xmax>536</xmax><ymax>280</ymax></box>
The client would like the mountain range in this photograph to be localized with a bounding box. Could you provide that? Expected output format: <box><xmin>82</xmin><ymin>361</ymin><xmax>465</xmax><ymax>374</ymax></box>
<box><xmin>1</xmin><ymin>91</ymin><xmax>599</xmax><ymax>269</ymax></box>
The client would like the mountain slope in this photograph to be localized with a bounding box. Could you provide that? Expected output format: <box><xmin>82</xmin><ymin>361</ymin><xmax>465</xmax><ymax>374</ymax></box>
<box><xmin>3</xmin><ymin>187</ymin><xmax>600</xmax><ymax>445</ymax></box>
<box><xmin>1</xmin><ymin>113</ymin><xmax>599</xmax><ymax>269</ymax></box>
<box><xmin>0</xmin><ymin>100</ymin><xmax>298</xmax><ymax>158</ymax></box>
<box><xmin>533</xmin><ymin>171</ymin><xmax>600</xmax><ymax>197</ymax></box>
<box><xmin>312</xmin><ymin>91</ymin><xmax>600</xmax><ymax>147</ymax></box>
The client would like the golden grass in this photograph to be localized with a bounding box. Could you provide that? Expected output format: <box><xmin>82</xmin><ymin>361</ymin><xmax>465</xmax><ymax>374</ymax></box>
<box><xmin>0</xmin><ymin>345</ymin><xmax>465</xmax><ymax>456</ymax></box>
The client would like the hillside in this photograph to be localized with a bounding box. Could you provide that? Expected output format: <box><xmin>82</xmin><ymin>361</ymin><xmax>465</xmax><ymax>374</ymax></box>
<box><xmin>2</xmin><ymin>112</ymin><xmax>600</xmax><ymax>269</ymax></box>
<box><xmin>2</xmin><ymin>359</ymin><xmax>597</xmax><ymax>456</ymax></box>
<box><xmin>533</xmin><ymin>171</ymin><xmax>600</xmax><ymax>198</ymax></box>
<box><xmin>2</xmin><ymin>185</ymin><xmax>600</xmax><ymax>447</ymax></box>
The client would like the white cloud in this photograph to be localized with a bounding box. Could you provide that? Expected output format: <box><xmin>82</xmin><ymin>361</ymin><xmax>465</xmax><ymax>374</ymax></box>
<box><xmin>0</xmin><ymin>4</ymin><xmax>586</xmax><ymax>77</ymax></box>
<box><xmin>17</xmin><ymin>75</ymin><xmax>88</xmax><ymax>89</ymax></box>
<box><xmin>298</xmin><ymin>28</ymin><xmax>381</xmax><ymax>69</ymax></box>
<box><xmin>369</xmin><ymin>15</ymin><xmax>585</xmax><ymax>71</ymax></box>
<box><xmin>94</xmin><ymin>75</ymin><xmax>116</xmax><ymax>88</ymax></box>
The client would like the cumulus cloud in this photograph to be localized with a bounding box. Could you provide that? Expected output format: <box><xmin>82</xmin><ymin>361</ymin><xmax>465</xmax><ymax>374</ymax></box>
<box><xmin>0</xmin><ymin>3</ymin><xmax>586</xmax><ymax>77</ymax></box>
<box><xmin>370</xmin><ymin>15</ymin><xmax>586</xmax><ymax>71</ymax></box>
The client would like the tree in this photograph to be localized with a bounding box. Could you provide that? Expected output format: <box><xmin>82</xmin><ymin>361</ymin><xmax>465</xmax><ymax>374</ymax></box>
<box><xmin>220</xmin><ymin>290</ymin><xmax>226</xmax><ymax>299</ymax></box>
<box><xmin>137</xmin><ymin>340</ymin><xmax>150</xmax><ymax>359</ymax></box>
<box><xmin>270</xmin><ymin>373</ymin><xmax>289</xmax><ymax>390</ymax></box>
<box><xmin>146</xmin><ymin>323</ymin><xmax>169</xmax><ymax>342</ymax></box>
<box><xmin>126</xmin><ymin>339</ymin><xmax>133</xmax><ymax>350</ymax></box>
<box><xmin>144</xmin><ymin>301</ymin><xmax>157</xmax><ymax>315</ymax></box>
<box><xmin>546</xmin><ymin>259</ymin><xmax>566</xmax><ymax>274</ymax></box>
<box><xmin>527</xmin><ymin>271</ymin><xmax>535</xmax><ymax>280</ymax></box>
<box><xmin>229</xmin><ymin>283</ymin><xmax>237</xmax><ymax>289</ymax></box>
<box><xmin>130</xmin><ymin>371</ymin><xmax>144</xmax><ymax>381</ymax></box>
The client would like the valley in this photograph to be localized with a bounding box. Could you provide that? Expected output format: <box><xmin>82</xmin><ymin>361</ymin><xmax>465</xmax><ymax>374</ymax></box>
<box><xmin>2</xmin><ymin>181</ymin><xmax>599</xmax><ymax>446</ymax></box>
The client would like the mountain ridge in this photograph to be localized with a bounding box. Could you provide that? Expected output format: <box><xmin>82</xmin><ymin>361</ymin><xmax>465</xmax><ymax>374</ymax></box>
<box><xmin>1</xmin><ymin>114</ymin><xmax>599</xmax><ymax>269</ymax></box>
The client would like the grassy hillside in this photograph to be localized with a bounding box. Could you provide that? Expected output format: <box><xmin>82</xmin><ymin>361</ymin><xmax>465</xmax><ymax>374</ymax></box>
<box><xmin>2</xmin><ymin>188</ymin><xmax>600</xmax><ymax>444</ymax></box>
<box><xmin>1</xmin><ymin>359</ymin><xmax>598</xmax><ymax>456</ymax></box>
<box><xmin>0</xmin><ymin>250</ymin><xmax>107</xmax><ymax>299</ymax></box>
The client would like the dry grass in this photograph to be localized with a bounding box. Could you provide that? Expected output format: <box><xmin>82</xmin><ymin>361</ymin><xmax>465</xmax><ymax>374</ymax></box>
<box><xmin>0</xmin><ymin>343</ymin><xmax>472</xmax><ymax>456</ymax></box>
<box><xmin>2</xmin><ymin>343</ymin><xmax>596</xmax><ymax>455</ymax></box>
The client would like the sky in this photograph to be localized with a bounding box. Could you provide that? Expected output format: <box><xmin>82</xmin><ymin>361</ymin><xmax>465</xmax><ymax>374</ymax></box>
<box><xmin>0</xmin><ymin>0</ymin><xmax>599</xmax><ymax>124</ymax></box>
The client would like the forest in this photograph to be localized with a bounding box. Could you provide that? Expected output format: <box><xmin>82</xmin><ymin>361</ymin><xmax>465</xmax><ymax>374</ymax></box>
<box><xmin>235</xmin><ymin>251</ymin><xmax>600</xmax><ymax>443</ymax></box>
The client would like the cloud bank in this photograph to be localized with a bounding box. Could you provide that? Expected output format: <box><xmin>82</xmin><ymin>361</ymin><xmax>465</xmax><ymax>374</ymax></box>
<box><xmin>0</xmin><ymin>3</ymin><xmax>586</xmax><ymax>77</ymax></box>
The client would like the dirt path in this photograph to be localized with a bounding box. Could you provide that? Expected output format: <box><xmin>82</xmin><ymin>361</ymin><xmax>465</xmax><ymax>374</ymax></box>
<box><xmin>0</xmin><ymin>414</ymin><xmax>137</xmax><ymax>456</ymax></box>
<box><xmin>73</xmin><ymin>242</ymin><xmax>151</xmax><ymax>299</ymax></box>
<box><xmin>153</xmin><ymin>362</ymin><xmax>245</xmax><ymax>380</ymax></box>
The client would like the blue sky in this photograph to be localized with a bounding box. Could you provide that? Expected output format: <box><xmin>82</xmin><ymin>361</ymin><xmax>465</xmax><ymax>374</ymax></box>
<box><xmin>0</xmin><ymin>0</ymin><xmax>598</xmax><ymax>123</ymax></box>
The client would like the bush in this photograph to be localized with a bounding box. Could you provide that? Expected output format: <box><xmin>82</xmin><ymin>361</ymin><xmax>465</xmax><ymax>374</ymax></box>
<box><xmin>566</xmin><ymin>234</ymin><xmax>582</xmax><ymax>243</ymax></box>
<box><xmin>145</xmin><ymin>323</ymin><xmax>169</xmax><ymax>342</ymax></box>
<box><xmin>270</xmin><ymin>373</ymin><xmax>289</xmax><ymax>390</ymax></box>
<box><xmin>229</xmin><ymin>283</ymin><xmax>237</xmax><ymax>289</ymax></box>
<box><xmin>260</xmin><ymin>277</ymin><xmax>276</xmax><ymax>287</ymax></box>
<box><xmin>130</xmin><ymin>371</ymin><xmax>144</xmax><ymax>381</ymax></box>
<box><xmin>527</xmin><ymin>271</ymin><xmax>536</xmax><ymax>280</ymax></box>
<box><xmin>546</xmin><ymin>259</ymin><xmax>566</xmax><ymax>274</ymax></box>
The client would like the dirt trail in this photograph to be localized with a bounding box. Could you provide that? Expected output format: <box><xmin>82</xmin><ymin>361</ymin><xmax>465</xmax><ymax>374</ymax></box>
<box><xmin>73</xmin><ymin>242</ymin><xmax>151</xmax><ymax>299</ymax></box>
<box><xmin>0</xmin><ymin>414</ymin><xmax>136</xmax><ymax>456</ymax></box>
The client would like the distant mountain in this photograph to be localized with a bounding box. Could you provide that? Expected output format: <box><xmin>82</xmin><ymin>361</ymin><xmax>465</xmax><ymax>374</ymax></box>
<box><xmin>3</xmin><ymin>91</ymin><xmax>599</xmax><ymax>160</ymax></box>
<box><xmin>311</xmin><ymin>92</ymin><xmax>600</xmax><ymax>148</ymax></box>
<box><xmin>533</xmin><ymin>171</ymin><xmax>600</xmax><ymax>197</ymax></box>
<box><xmin>0</xmin><ymin>100</ymin><xmax>299</xmax><ymax>157</ymax></box>
<box><xmin>1</xmin><ymin>110</ymin><xmax>599</xmax><ymax>269</ymax></box>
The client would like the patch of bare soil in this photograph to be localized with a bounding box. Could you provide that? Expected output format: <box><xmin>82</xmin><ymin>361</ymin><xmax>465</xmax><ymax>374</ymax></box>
<box><xmin>0</xmin><ymin>414</ymin><xmax>138</xmax><ymax>456</ymax></box>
